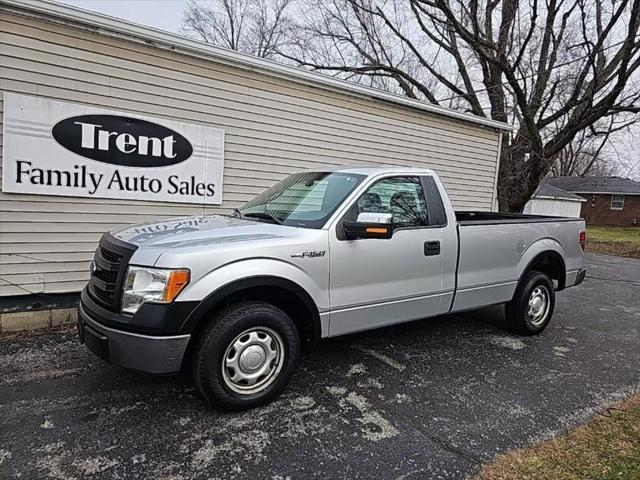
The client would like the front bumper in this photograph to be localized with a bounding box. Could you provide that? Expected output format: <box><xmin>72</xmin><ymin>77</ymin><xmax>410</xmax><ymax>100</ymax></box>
<box><xmin>78</xmin><ymin>303</ymin><xmax>190</xmax><ymax>374</ymax></box>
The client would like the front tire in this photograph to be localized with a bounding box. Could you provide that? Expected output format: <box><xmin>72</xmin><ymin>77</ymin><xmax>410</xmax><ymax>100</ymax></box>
<box><xmin>505</xmin><ymin>271</ymin><xmax>555</xmax><ymax>336</ymax></box>
<box><xmin>193</xmin><ymin>301</ymin><xmax>300</xmax><ymax>410</ymax></box>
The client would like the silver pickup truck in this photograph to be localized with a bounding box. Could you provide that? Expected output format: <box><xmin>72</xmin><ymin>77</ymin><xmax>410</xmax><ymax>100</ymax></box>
<box><xmin>78</xmin><ymin>166</ymin><xmax>586</xmax><ymax>409</ymax></box>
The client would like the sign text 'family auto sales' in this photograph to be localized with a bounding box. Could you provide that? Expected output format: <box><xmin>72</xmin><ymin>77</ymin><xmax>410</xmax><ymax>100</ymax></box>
<box><xmin>2</xmin><ymin>93</ymin><xmax>225</xmax><ymax>205</ymax></box>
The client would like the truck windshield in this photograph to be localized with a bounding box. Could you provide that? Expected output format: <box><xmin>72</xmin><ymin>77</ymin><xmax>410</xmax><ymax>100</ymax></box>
<box><xmin>239</xmin><ymin>171</ymin><xmax>366</xmax><ymax>229</ymax></box>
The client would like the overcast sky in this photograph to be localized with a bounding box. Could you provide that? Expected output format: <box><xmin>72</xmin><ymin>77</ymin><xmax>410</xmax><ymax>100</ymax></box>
<box><xmin>60</xmin><ymin>0</ymin><xmax>185</xmax><ymax>33</ymax></box>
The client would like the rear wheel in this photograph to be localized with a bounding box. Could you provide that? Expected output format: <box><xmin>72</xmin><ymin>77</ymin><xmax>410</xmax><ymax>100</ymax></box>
<box><xmin>193</xmin><ymin>301</ymin><xmax>300</xmax><ymax>410</ymax></box>
<box><xmin>505</xmin><ymin>271</ymin><xmax>555</xmax><ymax>336</ymax></box>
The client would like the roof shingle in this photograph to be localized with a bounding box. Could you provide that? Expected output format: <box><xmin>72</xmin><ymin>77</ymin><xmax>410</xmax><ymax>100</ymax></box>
<box><xmin>533</xmin><ymin>181</ymin><xmax>586</xmax><ymax>201</ymax></box>
<box><xmin>546</xmin><ymin>176</ymin><xmax>640</xmax><ymax>195</ymax></box>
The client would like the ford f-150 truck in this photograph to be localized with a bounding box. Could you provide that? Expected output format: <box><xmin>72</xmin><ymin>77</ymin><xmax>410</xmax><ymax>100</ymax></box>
<box><xmin>78</xmin><ymin>166</ymin><xmax>586</xmax><ymax>409</ymax></box>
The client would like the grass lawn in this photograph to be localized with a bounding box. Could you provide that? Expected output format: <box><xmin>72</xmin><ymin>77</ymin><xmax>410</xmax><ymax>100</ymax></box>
<box><xmin>586</xmin><ymin>226</ymin><xmax>640</xmax><ymax>258</ymax></box>
<box><xmin>473</xmin><ymin>394</ymin><xmax>640</xmax><ymax>480</ymax></box>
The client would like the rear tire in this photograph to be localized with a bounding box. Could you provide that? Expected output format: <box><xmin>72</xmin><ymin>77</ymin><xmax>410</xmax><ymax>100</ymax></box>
<box><xmin>193</xmin><ymin>301</ymin><xmax>300</xmax><ymax>410</ymax></box>
<box><xmin>505</xmin><ymin>271</ymin><xmax>555</xmax><ymax>336</ymax></box>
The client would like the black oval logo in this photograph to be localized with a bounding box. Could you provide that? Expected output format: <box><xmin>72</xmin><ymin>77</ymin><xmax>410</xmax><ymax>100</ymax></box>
<box><xmin>52</xmin><ymin>114</ymin><xmax>193</xmax><ymax>167</ymax></box>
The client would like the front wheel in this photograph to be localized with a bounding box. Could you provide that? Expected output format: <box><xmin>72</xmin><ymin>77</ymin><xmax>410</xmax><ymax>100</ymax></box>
<box><xmin>193</xmin><ymin>301</ymin><xmax>300</xmax><ymax>410</ymax></box>
<box><xmin>505</xmin><ymin>271</ymin><xmax>555</xmax><ymax>336</ymax></box>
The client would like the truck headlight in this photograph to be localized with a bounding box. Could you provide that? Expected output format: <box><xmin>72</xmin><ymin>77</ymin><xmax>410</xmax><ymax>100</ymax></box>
<box><xmin>121</xmin><ymin>267</ymin><xmax>190</xmax><ymax>315</ymax></box>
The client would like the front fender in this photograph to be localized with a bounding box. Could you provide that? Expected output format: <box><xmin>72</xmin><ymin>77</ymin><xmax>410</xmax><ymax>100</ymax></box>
<box><xmin>178</xmin><ymin>257</ymin><xmax>329</xmax><ymax>312</ymax></box>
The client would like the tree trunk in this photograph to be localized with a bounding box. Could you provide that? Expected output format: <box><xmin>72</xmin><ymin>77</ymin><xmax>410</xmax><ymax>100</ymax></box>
<box><xmin>497</xmin><ymin>134</ymin><xmax>548</xmax><ymax>213</ymax></box>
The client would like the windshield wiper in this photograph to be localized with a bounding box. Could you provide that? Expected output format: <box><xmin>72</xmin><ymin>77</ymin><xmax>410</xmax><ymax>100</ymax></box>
<box><xmin>232</xmin><ymin>208</ymin><xmax>243</xmax><ymax>219</ymax></box>
<box><xmin>243</xmin><ymin>212</ymin><xmax>283</xmax><ymax>225</ymax></box>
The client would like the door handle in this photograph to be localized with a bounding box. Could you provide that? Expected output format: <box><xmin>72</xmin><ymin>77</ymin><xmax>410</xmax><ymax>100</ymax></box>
<box><xmin>424</xmin><ymin>241</ymin><xmax>440</xmax><ymax>256</ymax></box>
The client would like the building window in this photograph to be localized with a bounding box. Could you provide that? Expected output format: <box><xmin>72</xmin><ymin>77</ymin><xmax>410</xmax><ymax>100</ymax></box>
<box><xmin>610</xmin><ymin>194</ymin><xmax>625</xmax><ymax>210</ymax></box>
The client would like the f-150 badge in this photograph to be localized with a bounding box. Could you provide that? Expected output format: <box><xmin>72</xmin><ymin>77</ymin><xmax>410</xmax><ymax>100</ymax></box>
<box><xmin>291</xmin><ymin>250</ymin><xmax>326</xmax><ymax>258</ymax></box>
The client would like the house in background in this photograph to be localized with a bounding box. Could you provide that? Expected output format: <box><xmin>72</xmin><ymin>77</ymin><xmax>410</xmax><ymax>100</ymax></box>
<box><xmin>525</xmin><ymin>176</ymin><xmax>640</xmax><ymax>226</ymax></box>
<box><xmin>524</xmin><ymin>181</ymin><xmax>586</xmax><ymax>218</ymax></box>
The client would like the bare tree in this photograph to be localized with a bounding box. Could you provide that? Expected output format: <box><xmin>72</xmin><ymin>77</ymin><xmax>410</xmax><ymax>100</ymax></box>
<box><xmin>614</xmin><ymin>126</ymin><xmax>640</xmax><ymax>180</ymax></box>
<box><xmin>551</xmin><ymin>130</ymin><xmax>614</xmax><ymax>177</ymax></box>
<box><xmin>182</xmin><ymin>0</ymin><xmax>295</xmax><ymax>59</ymax></box>
<box><xmin>277</xmin><ymin>0</ymin><xmax>640</xmax><ymax>212</ymax></box>
<box><xmin>182</xmin><ymin>0</ymin><xmax>640</xmax><ymax>209</ymax></box>
<box><xmin>551</xmin><ymin>115</ymin><xmax>638</xmax><ymax>177</ymax></box>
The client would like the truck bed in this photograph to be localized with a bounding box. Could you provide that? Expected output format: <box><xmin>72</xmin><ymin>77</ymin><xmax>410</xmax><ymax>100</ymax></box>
<box><xmin>456</xmin><ymin>211</ymin><xmax>580</xmax><ymax>225</ymax></box>
<box><xmin>451</xmin><ymin>210</ymin><xmax>585</xmax><ymax>313</ymax></box>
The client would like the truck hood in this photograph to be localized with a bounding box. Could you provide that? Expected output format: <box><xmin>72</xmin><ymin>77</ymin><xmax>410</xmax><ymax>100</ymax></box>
<box><xmin>111</xmin><ymin>215</ymin><xmax>298</xmax><ymax>250</ymax></box>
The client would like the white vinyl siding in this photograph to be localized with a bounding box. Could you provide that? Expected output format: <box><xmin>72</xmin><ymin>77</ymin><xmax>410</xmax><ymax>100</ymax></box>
<box><xmin>523</xmin><ymin>198</ymin><xmax>583</xmax><ymax>218</ymax></box>
<box><xmin>0</xmin><ymin>9</ymin><xmax>502</xmax><ymax>296</ymax></box>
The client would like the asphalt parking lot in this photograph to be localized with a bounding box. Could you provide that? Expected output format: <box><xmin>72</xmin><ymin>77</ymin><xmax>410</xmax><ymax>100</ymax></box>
<box><xmin>1</xmin><ymin>253</ymin><xmax>639</xmax><ymax>480</ymax></box>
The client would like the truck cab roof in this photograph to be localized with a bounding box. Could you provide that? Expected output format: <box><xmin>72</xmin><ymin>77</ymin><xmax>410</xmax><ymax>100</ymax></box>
<box><xmin>305</xmin><ymin>165</ymin><xmax>437</xmax><ymax>177</ymax></box>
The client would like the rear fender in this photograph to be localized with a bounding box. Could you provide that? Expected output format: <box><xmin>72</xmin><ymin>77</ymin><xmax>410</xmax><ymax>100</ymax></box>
<box><xmin>515</xmin><ymin>238</ymin><xmax>567</xmax><ymax>292</ymax></box>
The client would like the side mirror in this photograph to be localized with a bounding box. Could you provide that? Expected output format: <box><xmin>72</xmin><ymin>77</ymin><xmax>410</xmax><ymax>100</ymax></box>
<box><xmin>343</xmin><ymin>212</ymin><xmax>393</xmax><ymax>239</ymax></box>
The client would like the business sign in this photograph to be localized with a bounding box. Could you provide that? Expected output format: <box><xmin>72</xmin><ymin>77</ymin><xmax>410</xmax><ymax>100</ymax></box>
<box><xmin>2</xmin><ymin>93</ymin><xmax>224</xmax><ymax>204</ymax></box>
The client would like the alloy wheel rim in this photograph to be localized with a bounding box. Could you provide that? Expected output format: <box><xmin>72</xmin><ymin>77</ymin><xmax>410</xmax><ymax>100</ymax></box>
<box><xmin>527</xmin><ymin>285</ymin><xmax>550</xmax><ymax>326</ymax></box>
<box><xmin>222</xmin><ymin>327</ymin><xmax>285</xmax><ymax>394</ymax></box>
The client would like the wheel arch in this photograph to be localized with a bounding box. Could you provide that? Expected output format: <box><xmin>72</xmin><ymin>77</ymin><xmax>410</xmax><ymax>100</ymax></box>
<box><xmin>515</xmin><ymin>249</ymin><xmax>567</xmax><ymax>298</ymax></box>
<box><xmin>180</xmin><ymin>276</ymin><xmax>322</xmax><ymax>346</ymax></box>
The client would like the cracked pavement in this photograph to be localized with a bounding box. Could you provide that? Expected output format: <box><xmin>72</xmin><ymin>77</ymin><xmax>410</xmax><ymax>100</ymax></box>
<box><xmin>1</xmin><ymin>253</ymin><xmax>639</xmax><ymax>479</ymax></box>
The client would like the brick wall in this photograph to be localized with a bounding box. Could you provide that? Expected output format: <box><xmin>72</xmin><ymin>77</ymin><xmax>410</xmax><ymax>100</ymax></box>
<box><xmin>579</xmin><ymin>194</ymin><xmax>640</xmax><ymax>226</ymax></box>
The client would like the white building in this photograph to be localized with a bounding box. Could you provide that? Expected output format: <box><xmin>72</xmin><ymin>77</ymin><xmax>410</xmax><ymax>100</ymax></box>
<box><xmin>524</xmin><ymin>181</ymin><xmax>586</xmax><ymax>218</ymax></box>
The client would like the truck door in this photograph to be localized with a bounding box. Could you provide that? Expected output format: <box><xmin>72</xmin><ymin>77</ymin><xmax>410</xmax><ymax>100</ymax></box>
<box><xmin>328</xmin><ymin>175</ymin><xmax>455</xmax><ymax>336</ymax></box>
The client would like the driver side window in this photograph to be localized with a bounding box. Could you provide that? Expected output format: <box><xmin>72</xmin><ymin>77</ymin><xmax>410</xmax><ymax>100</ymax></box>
<box><xmin>354</xmin><ymin>176</ymin><xmax>429</xmax><ymax>227</ymax></box>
